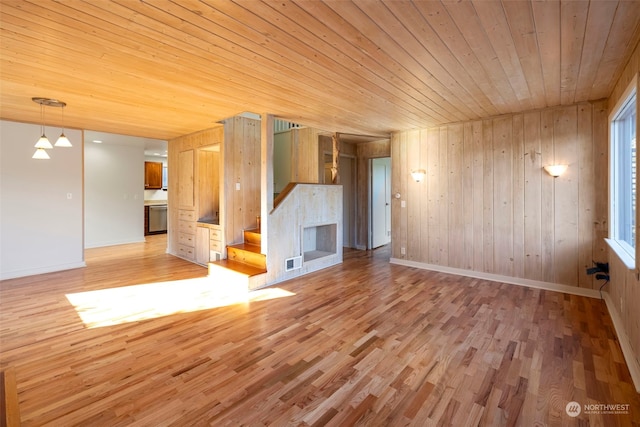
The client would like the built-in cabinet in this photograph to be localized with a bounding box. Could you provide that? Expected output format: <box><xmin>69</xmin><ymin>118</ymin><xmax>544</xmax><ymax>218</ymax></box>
<box><xmin>167</xmin><ymin>116</ymin><xmax>262</xmax><ymax>267</ymax></box>
<box><xmin>144</xmin><ymin>161</ymin><xmax>163</xmax><ymax>189</ymax></box>
<box><xmin>177</xmin><ymin>209</ymin><xmax>196</xmax><ymax>261</ymax></box>
<box><xmin>195</xmin><ymin>223</ymin><xmax>223</xmax><ymax>265</ymax></box>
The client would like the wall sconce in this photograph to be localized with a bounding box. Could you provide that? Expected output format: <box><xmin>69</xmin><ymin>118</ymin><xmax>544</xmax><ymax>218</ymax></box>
<box><xmin>31</xmin><ymin>97</ymin><xmax>72</xmax><ymax>159</ymax></box>
<box><xmin>411</xmin><ymin>169</ymin><xmax>426</xmax><ymax>182</ymax></box>
<box><xmin>543</xmin><ymin>164</ymin><xmax>568</xmax><ymax>178</ymax></box>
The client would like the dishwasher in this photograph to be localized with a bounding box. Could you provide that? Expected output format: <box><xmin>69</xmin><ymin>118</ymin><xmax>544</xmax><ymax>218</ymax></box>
<box><xmin>148</xmin><ymin>205</ymin><xmax>167</xmax><ymax>233</ymax></box>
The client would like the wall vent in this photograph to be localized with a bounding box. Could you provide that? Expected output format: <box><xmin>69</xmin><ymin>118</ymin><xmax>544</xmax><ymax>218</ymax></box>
<box><xmin>285</xmin><ymin>256</ymin><xmax>302</xmax><ymax>271</ymax></box>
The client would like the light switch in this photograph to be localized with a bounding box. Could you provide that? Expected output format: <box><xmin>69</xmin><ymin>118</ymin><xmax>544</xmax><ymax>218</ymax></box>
<box><xmin>66</xmin><ymin>193</ymin><xmax>72</xmax><ymax>199</ymax></box>
<box><xmin>236</xmin><ymin>182</ymin><xmax>241</xmax><ymax>191</ymax></box>
<box><xmin>401</xmin><ymin>200</ymin><xmax>406</xmax><ymax>208</ymax></box>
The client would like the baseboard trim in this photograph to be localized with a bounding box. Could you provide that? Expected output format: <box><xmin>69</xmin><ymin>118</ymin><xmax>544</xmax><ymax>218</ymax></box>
<box><xmin>389</xmin><ymin>258</ymin><xmax>600</xmax><ymax>298</ymax></box>
<box><xmin>389</xmin><ymin>257</ymin><xmax>640</xmax><ymax>392</ymax></box>
<box><xmin>0</xmin><ymin>261</ymin><xmax>87</xmax><ymax>281</ymax></box>
<box><xmin>602</xmin><ymin>292</ymin><xmax>640</xmax><ymax>393</ymax></box>
<box><xmin>85</xmin><ymin>237</ymin><xmax>146</xmax><ymax>249</ymax></box>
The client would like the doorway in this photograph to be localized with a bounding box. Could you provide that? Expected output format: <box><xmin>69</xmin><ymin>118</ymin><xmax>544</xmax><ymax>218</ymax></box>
<box><xmin>370</xmin><ymin>157</ymin><xmax>391</xmax><ymax>249</ymax></box>
<box><xmin>324</xmin><ymin>153</ymin><xmax>356</xmax><ymax>248</ymax></box>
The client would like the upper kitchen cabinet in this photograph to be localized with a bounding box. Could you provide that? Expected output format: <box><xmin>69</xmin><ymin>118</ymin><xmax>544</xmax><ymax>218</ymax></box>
<box><xmin>144</xmin><ymin>161</ymin><xmax>163</xmax><ymax>189</ymax></box>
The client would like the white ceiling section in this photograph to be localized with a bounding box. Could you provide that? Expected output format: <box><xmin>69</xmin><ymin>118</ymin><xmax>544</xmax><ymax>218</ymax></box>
<box><xmin>1</xmin><ymin>0</ymin><xmax>639</xmax><ymax>140</ymax></box>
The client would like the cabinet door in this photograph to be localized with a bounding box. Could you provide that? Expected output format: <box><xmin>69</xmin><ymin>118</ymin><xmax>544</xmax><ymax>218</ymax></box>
<box><xmin>195</xmin><ymin>227</ymin><xmax>210</xmax><ymax>265</ymax></box>
<box><xmin>178</xmin><ymin>150</ymin><xmax>194</xmax><ymax>208</ymax></box>
<box><xmin>145</xmin><ymin>161</ymin><xmax>163</xmax><ymax>189</ymax></box>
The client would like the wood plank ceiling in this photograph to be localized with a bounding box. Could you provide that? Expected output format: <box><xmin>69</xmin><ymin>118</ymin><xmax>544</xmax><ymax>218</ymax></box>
<box><xmin>1</xmin><ymin>0</ymin><xmax>639</xmax><ymax>140</ymax></box>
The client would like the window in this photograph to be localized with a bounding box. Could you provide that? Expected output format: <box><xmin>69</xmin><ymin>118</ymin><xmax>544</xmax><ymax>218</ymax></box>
<box><xmin>610</xmin><ymin>80</ymin><xmax>638</xmax><ymax>267</ymax></box>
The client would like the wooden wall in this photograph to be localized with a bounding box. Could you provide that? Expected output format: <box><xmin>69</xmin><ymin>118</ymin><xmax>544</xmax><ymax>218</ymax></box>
<box><xmin>291</xmin><ymin>127</ymin><xmax>323</xmax><ymax>183</ymax></box>
<box><xmin>606</xmin><ymin>39</ymin><xmax>640</xmax><ymax>380</ymax></box>
<box><xmin>223</xmin><ymin>116</ymin><xmax>261</xmax><ymax>244</ymax></box>
<box><xmin>391</xmin><ymin>101</ymin><xmax>608</xmax><ymax>289</ymax></box>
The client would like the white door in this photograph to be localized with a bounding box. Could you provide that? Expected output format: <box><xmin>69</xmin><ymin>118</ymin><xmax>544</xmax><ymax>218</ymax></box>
<box><xmin>371</xmin><ymin>157</ymin><xmax>391</xmax><ymax>248</ymax></box>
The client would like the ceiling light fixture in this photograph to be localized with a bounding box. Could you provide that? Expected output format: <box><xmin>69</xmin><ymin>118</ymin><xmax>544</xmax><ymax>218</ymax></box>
<box><xmin>31</xmin><ymin>97</ymin><xmax>71</xmax><ymax>159</ymax></box>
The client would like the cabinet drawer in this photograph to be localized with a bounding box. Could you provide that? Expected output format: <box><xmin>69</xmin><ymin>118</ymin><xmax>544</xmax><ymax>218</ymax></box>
<box><xmin>178</xmin><ymin>210</ymin><xmax>196</xmax><ymax>221</ymax></box>
<box><xmin>177</xmin><ymin>244</ymin><xmax>195</xmax><ymax>261</ymax></box>
<box><xmin>178</xmin><ymin>232</ymin><xmax>195</xmax><ymax>247</ymax></box>
<box><xmin>209</xmin><ymin>228</ymin><xmax>222</xmax><ymax>241</ymax></box>
<box><xmin>209</xmin><ymin>239</ymin><xmax>222</xmax><ymax>252</ymax></box>
<box><xmin>178</xmin><ymin>220</ymin><xmax>195</xmax><ymax>234</ymax></box>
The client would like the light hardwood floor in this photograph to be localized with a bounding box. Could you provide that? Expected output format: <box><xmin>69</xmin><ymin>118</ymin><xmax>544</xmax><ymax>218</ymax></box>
<box><xmin>1</xmin><ymin>235</ymin><xmax>638</xmax><ymax>426</ymax></box>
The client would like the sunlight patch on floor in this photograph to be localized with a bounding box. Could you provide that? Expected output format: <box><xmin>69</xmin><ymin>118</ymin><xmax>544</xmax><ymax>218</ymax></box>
<box><xmin>65</xmin><ymin>278</ymin><xmax>295</xmax><ymax>328</ymax></box>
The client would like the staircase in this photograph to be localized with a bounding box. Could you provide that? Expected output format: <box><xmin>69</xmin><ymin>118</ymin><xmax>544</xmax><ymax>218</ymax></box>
<box><xmin>208</xmin><ymin>228</ymin><xmax>267</xmax><ymax>291</ymax></box>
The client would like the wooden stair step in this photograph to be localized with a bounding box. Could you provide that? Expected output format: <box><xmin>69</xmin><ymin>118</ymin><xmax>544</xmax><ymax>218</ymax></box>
<box><xmin>208</xmin><ymin>259</ymin><xmax>267</xmax><ymax>291</ymax></box>
<box><xmin>209</xmin><ymin>259</ymin><xmax>266</xmax><ymax>277</ymax></box>
<box><xmin>227</xmin><ymin>243</ymin><xmax>266</xmax><ymax>269</ymax></box>
<box><xmin>228</xmin><ymin>242</ymin><xmax>261</xmax><ymax>253</ymax></box>
<box><xmin>243</xmin><ymin>228</ymin><xmax>261</xmax><ymax>246</ymax></box>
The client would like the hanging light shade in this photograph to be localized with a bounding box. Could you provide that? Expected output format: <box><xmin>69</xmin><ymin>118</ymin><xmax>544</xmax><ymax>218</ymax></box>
<box><xmin>54</xmin><ymin>105</ymin><xmax>72</xmax><ymax>147</ymax></box>
<box><xmin>32</xmin><ymin>147</ymin><xmax>50</xmax><ymax>159</ymax></box>
<box><xmin>33</xmin><ymin>99</ymin><xmax>53</xmax><ymax>149</ymax></box>
<box><xmin>55</xmin><ymin>132</ymin><xmax>72</xmax><ymax>147</ymax></box>
<box><xmin>34</xmin><ymin>133</ymin><xmax>53</xmax><ymax>149</ymax></box>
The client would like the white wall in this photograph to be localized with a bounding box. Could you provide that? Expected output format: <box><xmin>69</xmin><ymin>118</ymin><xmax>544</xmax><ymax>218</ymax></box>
<box><xmin>0</xmin><ymin>120</ymin><xmax>84</xmax><ymax>279</ymax></box>
<box><xmin>84</xmin><ymin>141</ymin><xmax>144</xmax><ymax>248</ymax></box>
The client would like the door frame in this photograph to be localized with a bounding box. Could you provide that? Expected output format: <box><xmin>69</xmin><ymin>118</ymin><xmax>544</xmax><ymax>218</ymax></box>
<box><xmin>369</xmin><ymin>156</ymin><xmax>391</xmax><ymax>249</ymax></box>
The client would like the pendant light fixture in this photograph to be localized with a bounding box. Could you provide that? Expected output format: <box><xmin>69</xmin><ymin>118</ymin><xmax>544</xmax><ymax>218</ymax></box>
<box><xmin>31</xmin><ymin>97</ymin><xmax>71</xmax><ymax>159</ymax></box>
<box><xmin>55</xmin><ymin>104</ymin><xmax>72</xmax><ymax>147</ymax></box>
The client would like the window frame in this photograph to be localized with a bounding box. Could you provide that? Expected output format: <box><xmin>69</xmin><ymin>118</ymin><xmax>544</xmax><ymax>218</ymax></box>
<box><xmin>608</xmin><ymin>75</ymin><xmax>639</xmax><ymax>271</ymax></box>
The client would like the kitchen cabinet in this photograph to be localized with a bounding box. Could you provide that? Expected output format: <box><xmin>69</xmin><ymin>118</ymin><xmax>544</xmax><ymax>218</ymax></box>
<box><xmin>144</xmin><ymin>161</ymin><xmax>163</xmax><ymax>189</ymax></box>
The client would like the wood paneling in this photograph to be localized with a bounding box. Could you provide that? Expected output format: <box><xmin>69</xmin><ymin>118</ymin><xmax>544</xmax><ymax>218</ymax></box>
<box><xmin>392</xmin><ymin>101</ymin><xmax>607</xmax><ymax>289</ymax></box>
<box><xmin>1</xmin><ymin>1</ymin><xmax>638</xmax><ymax>139</ymax></box>
<box><xmin>1</xmin><ymin>236</ymin><xmax>638</xmax><ymax>425</ymax></box>
<box><xmin>291</xmin><ymin>127</ymin><xmax>322</xmax><ymax>184</ymax></box>
<box><xmin>223</xmin><ymin>116</ymin><xmax>261</xmax><ymax>245</ymax></box>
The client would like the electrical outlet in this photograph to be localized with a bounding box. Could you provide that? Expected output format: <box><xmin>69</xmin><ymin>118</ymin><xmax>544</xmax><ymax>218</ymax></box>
<box><xmin>401</xmin><ymin>200</ymin><xmax>406</xmax><ymax>208</ymax></box>
<box><xmin>401</xmin><ymin>247</ymin><xmax>406</xmax><ymax>255</ymax></box>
